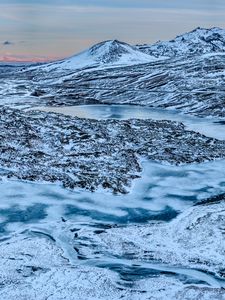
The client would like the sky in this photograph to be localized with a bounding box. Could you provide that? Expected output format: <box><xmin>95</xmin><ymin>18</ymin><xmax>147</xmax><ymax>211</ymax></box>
<box><xmin>0</xmin><ymin>0</ymin><xmax>225</xmax><ymax>61</ymax></box>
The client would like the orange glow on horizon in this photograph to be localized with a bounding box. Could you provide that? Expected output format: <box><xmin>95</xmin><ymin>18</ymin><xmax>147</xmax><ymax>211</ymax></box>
<box><xmin>0</xmin><ymin>54</ymin><xmax>63</xmax><ymax>63</ymax></box>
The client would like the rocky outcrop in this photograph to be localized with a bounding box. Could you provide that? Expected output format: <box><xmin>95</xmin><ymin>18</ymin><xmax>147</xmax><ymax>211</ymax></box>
<box><xmin>1</xmin><ymin>107</ymin><xmax>225</xmax><ymax>193</ymax></box>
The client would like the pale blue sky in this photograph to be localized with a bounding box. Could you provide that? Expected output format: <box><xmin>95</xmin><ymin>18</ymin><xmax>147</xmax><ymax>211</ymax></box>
<box><xmin>0</xmin><ymin>0</ymin><xmax>225</xmax><ymax>61</ymax></box>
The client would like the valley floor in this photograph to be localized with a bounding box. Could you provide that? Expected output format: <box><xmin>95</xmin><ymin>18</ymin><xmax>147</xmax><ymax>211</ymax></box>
<box><xmin>0</xmin><ymin>103</ymin><xmax>225</xmax><ymax>299</ymax></box>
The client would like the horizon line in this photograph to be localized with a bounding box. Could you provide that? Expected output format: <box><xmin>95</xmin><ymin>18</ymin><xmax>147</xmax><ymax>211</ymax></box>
<box><xmin>0</xmin><ymin>26</ymin><xmax>223</xmax><ymax>63</ymax></box>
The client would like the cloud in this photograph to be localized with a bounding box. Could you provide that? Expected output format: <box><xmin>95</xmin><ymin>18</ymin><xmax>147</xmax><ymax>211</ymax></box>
<box><xmin>1</xmin><ymin>0</ymin><xmax>225</xmax><ymax>10</ymax></box>
<box><xmin>3</xmin><ymin>40</ymin><xmax>14</xmax><ymax>46</ymax></box>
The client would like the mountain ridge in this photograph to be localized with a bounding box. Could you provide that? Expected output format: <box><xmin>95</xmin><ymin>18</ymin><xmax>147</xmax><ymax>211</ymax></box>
<box><xmin>137</xmin><ymin>27</ymin><xmax>225</xmax><ymax>57</ymax></box>
<box><xmin>30</xmin><ymin>27</ymin><xmax>225</xmax><ymax>72</ymax></box>
<box><xmin>8</xmin><ymin>27</ymin><xmax>225</xmax><ymax>119</ymax></box>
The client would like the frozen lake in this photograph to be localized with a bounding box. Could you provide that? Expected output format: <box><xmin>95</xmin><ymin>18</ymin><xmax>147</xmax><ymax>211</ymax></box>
<box><xmin>1</xmin><ymin>158</ymin><xmax>225</xmax><ymax>232</ymax></box>
<box><xmin>1</xmin><ymin>104</ymin><xmax>225</xmax><ymax>289</ymax></box>
<box><xmin>31</xmin><ymin>104</ymin><xmax>225</xmax><ymax>140</ymax></box>
<box><xmin>1</xmin><ymin>158</ymin><xmax>225</xmax><ymax>287</ymax></box>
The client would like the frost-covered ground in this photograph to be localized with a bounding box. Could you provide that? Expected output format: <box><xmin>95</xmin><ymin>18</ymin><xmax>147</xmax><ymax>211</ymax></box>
<box><xmin>0</xmin><ymin>160</ymin><xmax>225</xmax><ymax>299</ymax></box>
<box><xmin>1</xmin><ymin>26</ymin><xmax>225</xmax><ymax>299</ymax></box>
<box><xmin>0</xmin><ymin>232</ymin><xmax>224</xmax><ymax>300</ymax></box>
<box><xmin>1</xmin><ymin>232</ymin><xmax>225</xmax><ymax>300</ymax></box>
<box><xmin>1</xmin><ymin>107</ymin><xmax>225</xmax><ymax>193</ymax></box>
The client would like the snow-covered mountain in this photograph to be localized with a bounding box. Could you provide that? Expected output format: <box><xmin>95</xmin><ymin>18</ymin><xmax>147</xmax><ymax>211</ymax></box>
<box><xmin>3</xmin><ymin>27</ymin><xmax>225</xmax><ymax>118</ymax></box>
<box><xmin>2</xmin><ymin>26</ymin><xmax>225</xmax><ymax>300</ymax></box>
<box><xmin>137</xmin><ymin>27</ymin><xmax>225</xmax><ymax>58</ymax></box>
<box><xmin>28</xmin><ymin>27</ymin><xmax>225</xmax><ymax>74</ymax></box>
<box><xmin>37</xmin><ymin>40</ymin><xmax>156</xmax><ymax>72</ymax></box>
<box><xmin>87</xmin><ymin>40</ymin><xmax>156</xmax><ymax>64</ymax></box>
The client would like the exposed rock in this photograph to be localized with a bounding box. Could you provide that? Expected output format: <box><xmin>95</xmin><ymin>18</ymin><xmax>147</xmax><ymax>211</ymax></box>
<box><xmin>30</xmin><ymin>89</ymin><xmax>46</xmax><ymax>97</ymax></box>
<box><xmin>1</xmin><ymin>107</ymin><xmax>225</xmax><ymax>193</ymax></box>
<box><xmin>195</xmin><ymin>193</ymin><xmax>225</xmax><ymax>206</ymax></box>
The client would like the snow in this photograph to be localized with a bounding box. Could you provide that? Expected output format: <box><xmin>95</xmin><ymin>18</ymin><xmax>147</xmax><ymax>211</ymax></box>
<box><xmin>29</xmin><ymin>104</ymin><xmax>225</xmax><ymax>140</ymax></box>
<box><xmin>137</xmin><ymin>27</ymin><xmax>225</xmax><ymax>58</ymax></box>
<box><xmin>0</xmin><ymin>159</ymin><xmax>225</xmax><ymax>228</ymax></box>
<box><xmin>0</xmin><ymin>159</ymin><xmax>225</xmax><ymax>298</ymax></box>
<box><xmin>95</xmin><ymin>200</ymin><xmax>225</xmax><ymax>283</ymax></box>
<box><xmin>1</xmin><ymin>26</ymin><xmax>225</xmax><ymax>299</ymax></box>
<box><xmin>0</xmin><ymin>232</ymin><xmax>224</xmax><ymax>300</ymax></box>
<box><xmin>33</xmin><ymin>40</ymin><xmax>158</xmax><ymax>72</ymax></box>
<box><xmin>0</xmin><ymin>166</ymin><xmax>225</xmax><ymax>299</ymax></box>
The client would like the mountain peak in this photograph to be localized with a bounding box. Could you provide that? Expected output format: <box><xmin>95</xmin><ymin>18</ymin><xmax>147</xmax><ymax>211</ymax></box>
<box><xmin>175</xmin><ymin>26</ymin><xmax>224</xmax><ymax>39</ymax></box>
<box><xmin>189</xmin><ymin>26</ymin><xmax>222</xmax><ymax>33</ymax></box>
<box><xmin>137</xmin><ymin>27</ymin><xmax>225</xmax><ymax>58</ymax></box>
<box><xmin>38</xmin><ymin>39</ymin><xmax>155</xmax><ymax>72</ymax></box>
<box><xmin>88</xmin><ymin>39</ymin><xmax>142</xmax><ymax>64</ymax></box>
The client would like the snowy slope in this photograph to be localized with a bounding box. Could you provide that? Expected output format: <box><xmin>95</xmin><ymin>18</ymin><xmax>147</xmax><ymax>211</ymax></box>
<box><xmin>37</xmin><ymin>40</ymin><xmax>157</xmax><ymax>72</ymax></box>
<box><xmin>5</xmin><ymin>27</ymin><xmax>225</xmax><ymax>118</ymax></box>
<box><xmin>24</xmin><ymin>52</ymin><xmax>225</xmax><ymax>118</ymax></box>
<box><xmin>137</xmin><ymin>27</ymin><xmax>225</xmax><ymax>58</ymax></box>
